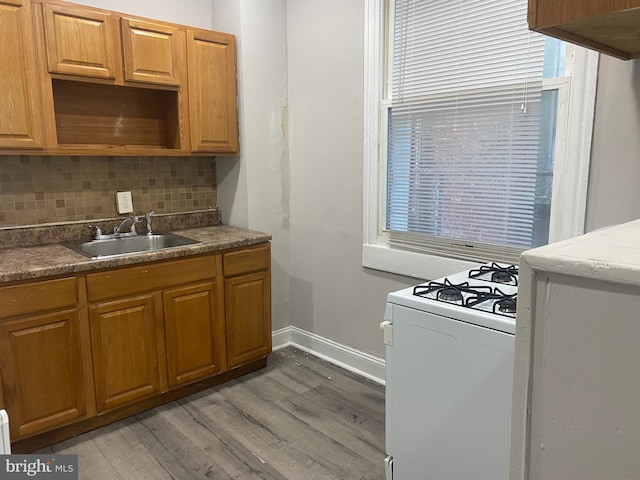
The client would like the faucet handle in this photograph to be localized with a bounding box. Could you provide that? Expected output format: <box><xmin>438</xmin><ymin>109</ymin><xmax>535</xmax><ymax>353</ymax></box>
<box><xmin>144</xmin><ymin>210</ymin><xmax>155</xmax><ymax>235</ymax></box>
<box><xmin>90</xmin><ymin>225</ymin><xmax>103</xmax><ymax>240</ymax></box>
<box><xmin>130</xmin><ymin>216</ymin><xmax>140</xmax><ymax>234</ymax></box>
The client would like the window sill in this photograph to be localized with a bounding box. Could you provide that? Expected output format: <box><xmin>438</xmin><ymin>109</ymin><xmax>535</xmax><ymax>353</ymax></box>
<box><xmin>362</xmin><ymin>243</ymin><xmax>482</xmax><ymax>281</ymax></box>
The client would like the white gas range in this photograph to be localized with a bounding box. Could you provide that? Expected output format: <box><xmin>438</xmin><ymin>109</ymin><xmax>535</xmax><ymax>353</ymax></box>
<box><xmin>382</xmin><ymin>263</ymin><xmax>518</xmax><ymax>480</ymax></box>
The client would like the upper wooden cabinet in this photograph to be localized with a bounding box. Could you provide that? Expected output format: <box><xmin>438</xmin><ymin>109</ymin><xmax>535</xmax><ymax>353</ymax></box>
<box><xmin>41</xmin><ymin>2</ymin><xmax>182</xmax><ymax>86</ymax></box>
<box><xmin>121</xmin><ymin>18</ymin><xmax>182</xmax><ymax>86</ymax></box>
<box><xmin>0</xmin><ymin>0</ymin><xmax>240</xmax><ymax>155</ymax></box>
<box><xmin>0</xmin><ymin>0</ymin><xmax>44</xmax><ymax>149</ymax></box>
<box><xmin>42</xmin><ymin>2</ymin><xmax>119</xmax><ymax>79</ymax></box>
<box><xmin>528</xmin><ymin>0</ymin><xmax>640</xmax><ymax>59</ymax></box>
<box><xmin>187</xmin><ymin>29</ymin><xmax>239</xmax><ymax>155</ymax></box>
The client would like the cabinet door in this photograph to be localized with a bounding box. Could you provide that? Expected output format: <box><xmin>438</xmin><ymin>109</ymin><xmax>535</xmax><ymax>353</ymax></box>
<box><xmin>163</xmin><ymin>282</ymin><xmax>225</xmax><ymax>387</ymax></box>
<box><xmin>121</xmin><ymin>18</ymin><xmax>182</xmax><ymax>86</ymax></box>
<box><xmin>187</xmin><ymin>29</ymin><xmax>239</xmax><ymax>154</ymax></box>
<box><xmin>225</xmin><ymin>271</ymin><xmax>271</xmax><ymax>368</ymax></box>
<box><xmin>529</xmin><ymin>0</ymin><xmax>603</xmax><ymax>27</ymax></box>
<box><xmin>531</xmin><ymin>0</ymin><xmax>640</xmax><ymax>27</ymax></box>
<box><xmin>528</xmin><ymin>0</ymin><xmax>640</xmax><ymax>59</ymax></box>
<box><xmin>42</xmin><ymin>2</ymin><xmax>118</xmax><ymax>79</ymax></box>
<box><xmin>0</xmin><ymin>310</ymin><xmax>86</xmax><ymax>439</ymax></box>
<box><xmin>90</xmin><ymin>295</ymin><xmax>161</xmax><ymax>410</ymax></box>
<box><xmin>0</xmin><ymin>0</ymin><xmax>43</xmax><ymax>149</ymax></box>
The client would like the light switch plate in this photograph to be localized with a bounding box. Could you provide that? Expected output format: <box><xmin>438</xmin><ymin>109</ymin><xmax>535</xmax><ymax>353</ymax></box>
<box><xmin>116</xmin><ymin>191</ymin><xmax>133</xmax><ymax>214</ymax></box>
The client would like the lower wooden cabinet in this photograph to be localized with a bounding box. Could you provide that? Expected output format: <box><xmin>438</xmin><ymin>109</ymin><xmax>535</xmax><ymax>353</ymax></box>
<box><xmin>0</xmin><ymin>243</ymin><xmax>271</xmax><ymax>447</ymax></box>
<box><xmin>225</xmin><ymin>271</ymin><xmax>271</xmax><ymax>368</ymax></box>
<box><xmin>163</xmin><ymin>282</ymin><xmax>225</xmax><ymax>387</ymax></box>
<box><xmin>0</xmin><ymin>309</ymin><xmax>87</xmax><ymax>438</ymax></box>
<box><xmin>89</xmin><ymin>295</ymin><xmax>162</xmax><ymax>411</ymax></box>
<box><xmin>223</xmin><ymin>244</ymin><xmax>272</xmax><ymax>367</ymax></box>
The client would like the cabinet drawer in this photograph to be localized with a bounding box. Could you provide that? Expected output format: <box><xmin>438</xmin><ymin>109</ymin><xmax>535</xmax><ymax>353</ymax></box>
<box><xmin>0</xmin><ymin>277</ymin><xmax>77</xmax><ymax>319</ymax></box>
<box><xmin>223</xmin><ymin>244</ymin><xmax>270</xmax><ymax>277</ymax></box>
<box><xmin>87</xmin><ymin>255</ymin><xmax>216</xmax><ymax>302</ymax></box>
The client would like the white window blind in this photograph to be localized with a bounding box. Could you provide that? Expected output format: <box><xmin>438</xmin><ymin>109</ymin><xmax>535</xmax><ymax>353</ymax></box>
<box><xmin>387</xmin><ymin>0</ymin><xmax>547</xmax><ymax>263</ymax></box>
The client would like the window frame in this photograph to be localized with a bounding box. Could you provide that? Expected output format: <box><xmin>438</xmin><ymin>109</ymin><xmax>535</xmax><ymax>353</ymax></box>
<box><xmin>362</xmin><ymin>0</ymin><xmax>599</xmax><ymax>281</ymax></box>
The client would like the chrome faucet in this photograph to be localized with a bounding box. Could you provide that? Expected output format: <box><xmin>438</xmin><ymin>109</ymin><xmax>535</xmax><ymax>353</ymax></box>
<box><xmin>144</xmin><ymin>210</ymin><xmax>155</xmax><ymax>235</ymax></box>
<box><xmin>113</xmin><ymin>215</ymin><xmax>140</xmax><ymax>236</ymax></box>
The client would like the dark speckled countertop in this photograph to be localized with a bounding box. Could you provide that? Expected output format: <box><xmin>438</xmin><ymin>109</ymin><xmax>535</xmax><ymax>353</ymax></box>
<box><xmin>0</xmin><ymin>211</ymin><xmax>271</xmax><ymax>284</ymax></box>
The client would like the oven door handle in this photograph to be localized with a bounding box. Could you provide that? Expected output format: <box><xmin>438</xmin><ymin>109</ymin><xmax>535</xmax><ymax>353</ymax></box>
<box><xmin>380</xmin><ymin>320</ymin><xmax>393</xmax><ymax>346</ymax></box>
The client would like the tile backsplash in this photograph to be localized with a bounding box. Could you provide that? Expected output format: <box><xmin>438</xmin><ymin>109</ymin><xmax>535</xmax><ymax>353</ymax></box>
<box><xmin>0</xmin><ymin>155</ymin><xmax>217</xmax><ymax>228</ymax></box>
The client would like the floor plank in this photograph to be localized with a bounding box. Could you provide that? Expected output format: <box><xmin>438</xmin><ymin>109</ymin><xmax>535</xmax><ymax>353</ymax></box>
<box><xmin>39</xmin><ymin>347</ymin><xmax>386</xmax><ymax>480</ymax></box>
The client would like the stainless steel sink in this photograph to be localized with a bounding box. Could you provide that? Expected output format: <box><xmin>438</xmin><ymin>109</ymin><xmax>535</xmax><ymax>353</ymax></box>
<box><xmin>66</xmin><ymin>233</ymin><xmax>200</xmax><ymax>259</ymax></box>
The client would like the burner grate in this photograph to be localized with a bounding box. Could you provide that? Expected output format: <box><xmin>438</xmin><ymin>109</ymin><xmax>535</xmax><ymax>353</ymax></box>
<box><xmin>465</xmin><ymin>287</ymin><xmax>517</xmax><ymax>318</ymax></box>
<box><xmin>413</xmin><ymin>279</ymin><xmax>492</xmax><ymax>306</ymax></box>
<box><xmin>468</xmin><ymin>263</ymin><xmax>519</xmax><ymax>286</ymax></box>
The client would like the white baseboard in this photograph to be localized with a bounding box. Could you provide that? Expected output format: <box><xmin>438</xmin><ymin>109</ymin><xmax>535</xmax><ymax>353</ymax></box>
<box><xmin>271</xmin><ymin>326</ymin><xmax>292</xmax><ymax>350</ymax></box>
<box><xmin>272</xmin><ymin>326</ymin><xmax>385</xmax><ymax>385</ymax></box>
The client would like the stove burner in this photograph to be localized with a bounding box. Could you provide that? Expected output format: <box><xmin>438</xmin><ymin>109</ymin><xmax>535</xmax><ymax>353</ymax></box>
<box><xmin>495</xmin><ymin>298</ymin><xmax>517</xmax><ymax>314</ymax></box>
<box><xmin>469</xmin><ymin>263</ymin><xmax>519</xmax><ymax>286</ymax></box>
<box><xmin>464</xmin><ymin>287</ymin><xmax>517</xmax><ymax>317</ymax></box>
<box><xmin>438</xmin><ymin>287</ymin><xmax>463</xmax><ymax>303</ymax></box>
<box><xmin>492</xmin><ymin>271</ymin><xmax>514</xmax><ymax>284</ymax></box>
<box><xmin>413</xmin><ymin>279</ymin><xmax>491</xmax><ymax>306</ymax></box>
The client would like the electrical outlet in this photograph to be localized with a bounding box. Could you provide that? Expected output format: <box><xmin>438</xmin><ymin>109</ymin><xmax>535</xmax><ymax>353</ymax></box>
<box><xmin>116</xmin><ymin>191</ymin><xmax>133</xmax><ymax>214</ymax></box>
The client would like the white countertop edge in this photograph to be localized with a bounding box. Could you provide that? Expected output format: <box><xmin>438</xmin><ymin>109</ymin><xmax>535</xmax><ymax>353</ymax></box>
<box><xmin>521</xmin><ymin>219</ymin><xmax>640</xmax><ymax>286</ymax></box>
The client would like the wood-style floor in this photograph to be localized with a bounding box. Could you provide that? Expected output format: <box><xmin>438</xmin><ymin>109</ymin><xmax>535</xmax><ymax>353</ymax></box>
<box><xmin>38</xmin><ymin>347</ymin><xmax>386</xmax><ymax>480</ymax></box>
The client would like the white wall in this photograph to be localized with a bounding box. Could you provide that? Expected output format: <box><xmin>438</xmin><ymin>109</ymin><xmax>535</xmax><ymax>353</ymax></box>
<box><xmin>285</xmin><ymin>0</ymin><xmax>411</xmax><ymax>357</ymax></box>
<box><xmin>585</xmin><ymin>56</ymin><xmax>640</xmax><ymax>231</ymax></box>
<box><xmin>72</xmin><ymin>0</ymin><xmax>213</xmax><ymax>29</ymax></box>
<box><xmin>279</xmin><ymin>2</ymin><xmax>640</xmax><ymax>358</ymax></box>
<box><xmin>210</xmin><ymin>0</ymin><xmax>291</xmax><ymax>332</ymax></box>
<box><xmin>212</xmin><ymin>0</ymin><xmax>411</xmax><ymax>357</ymax></box>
